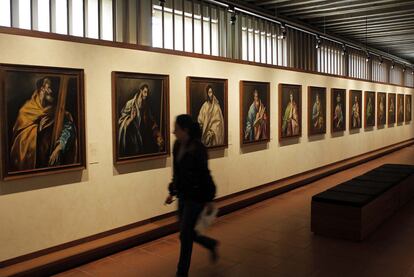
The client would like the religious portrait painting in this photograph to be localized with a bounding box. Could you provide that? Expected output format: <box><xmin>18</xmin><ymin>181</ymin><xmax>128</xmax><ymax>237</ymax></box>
<box><xmin>364</xmin><ymin>91</ymin><xmax>376</xmax><ymax>128</ymax></box>
<box><xmin>388</xmin><ymin>93</ymin><xmax>396</xmax><ymax>125</ymax></box>
<box><xmin>112</xmin><ymin>72</ymin><xmax>170</xmax><ymax>164</ymax></box>
<box><xmin>397</xmin><ymin>94</ymin><xmax>405</xmax><ymax>124</ymax></box>
<box><xmin>308</xmin><ymin>86</ymin><xmax>326</xmax><ymax>136</ymax></box>
<box><xmin>349</xmin><ymin>90</ymin><xmax>362</xmax><ymax>130</ymax></box>
<box><xmin>406</xmin><ymin>94</ymin><xmax>412</xmax><ymax>123</ymax></box>
<box><xmin>240</xmin><ymin>81</ymin><xmax>270</xmax><ymax>145</ymax></box>
<box><xmin>0</xmin><ymin>64</ymin><xmax>86</xmax><ymax>180</ymax></box>
<box><xmin>331</xmin><ymin>88</ymin><xmax>346</xmax><ymax>133</ymax></box>
<box><xmin>187</xmin><ymin>77</ymin><xmax>228</xmax><ymax>149</ymax></box>
<box><xmin>377</xmin><ymin>92</ymin><xmax>387</xmax><ymax>126</ymax></box>
<box><xmin>279</xmin><ymin>84</ymin><xmax>301</xmax><ymax>140</ymax></box>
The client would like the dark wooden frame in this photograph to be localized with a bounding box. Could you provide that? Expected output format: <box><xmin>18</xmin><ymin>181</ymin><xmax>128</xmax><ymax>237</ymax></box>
<box><xmin>307</xmin><ymin>86</ymin><xmax>327</xmax><ymax>136</ymax></box>
<box><xmin>364</xmin><ymin>91</ymin><xmax>376</xmax><ymax>128</ymax></box>
<box><xmin>397</xmin><ymin>94</ymin><xmax>405</xmax><ymax>124</ymax></box>
<box><xmin>186</xmin><ymin>76</ymin><xmax>228</xmax><ymax>149</ymax></box>
<box><xmin>388</xmin><ymin>93</ymin><xmax>396</xmax><ymax>126</ymax></box>
<box><xmin>278</xmin><ymin>83</ymin><xmax>302</xmax><ymax>141</ymax></box>
<box><xmin>377</xmin><ymin>92</ymin><xmax>387</xmax><ymax>127</ymax></box>
<box><xmin>406</xmin><ymin>94</ymin><xmax>412</xmax><ymax>123</ymax></box>
<box><xmin>331</xmin><ymin>88</ymin><xmax>346</xmax><ymax>133</ymax></box>
<box><xmin>111</xmin><ymin>71</ymin><xmax>170</xmax><ymax>165</ymax></box>
<box><xmin>239</xmin><ymin>80</ymin><xmax>271</xmax><ymax>146</ymax></box>
<box><xmin>349</xmin><ymin>90</ymin><xmax>362</xmax><ymax>130</ymax></box>
<box><xmin>0</xmin><ymin>63</ymin><xmax>86</xmax><ymax>180</ymax></box>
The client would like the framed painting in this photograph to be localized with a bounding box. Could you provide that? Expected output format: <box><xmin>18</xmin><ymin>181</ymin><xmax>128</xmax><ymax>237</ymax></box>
<box><xmin>406</xmin><ymin>94</ymin><xmax>412</xmax><ymax>123</ymax></box>
<box><xmin>308</xmin><ymin>86</ymin><xmax>326</xmax><ymax>136</ymax></box>
<box><xmin>388</xmin><ymin>93</ymin><xmax>396</xmax><ymax>125</ymax></box>
<box><xmin>112</xmin><ymin>72</ymin><xmax>170</xmax><ymax>164</ymax></box>
<box><xmin>0</xmin><ymin>64</ymin><xmax>86</xmax><ymax>180</ymax></box>
<box><xmin>240</xmin><ymin>81</ymin><xmax>270</xmax><ymax>145</ymax></box>
<box><xmin>279</xmin><ymin>84</ymin><xmax>301</xmax><ymax>140</ymax></box>
<box><xmin>364</xmin><ymin>91</ymin><xmax>376</xmax><ymax>128</ymax></box>
<box><xmin>397</xmin><ymin>94</ymin><xmax>405</xmax><ymax>124</ymax></box>
<box><xmin>331</xmin><ymin>88</ymin><xmax>346</xmax><ymax>133</ymax></box>
<box><xmin>349</xmin><ymin>90</ymin><xmax>362</xmax><ymax>130</ymax></box>
<box><xmin>377</xmin><ymin>92</ymin><xmax>387</xmax><ymax>126</ymax></box>
<box><xmin>187</xmin><ymin>77</ymin><xmax>228</xmax><ymax>149</ymax></box>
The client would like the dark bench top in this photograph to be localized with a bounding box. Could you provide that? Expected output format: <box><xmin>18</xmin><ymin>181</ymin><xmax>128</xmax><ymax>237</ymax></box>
<box><xmin>312</xmin><ymin>164</ymin><xmax>414</xmax><ymax>207</ymax></box>
<box><xmin>313</xmin><ymin>190</ymin><xmax>373</xmax><ymax>207</ymax></box>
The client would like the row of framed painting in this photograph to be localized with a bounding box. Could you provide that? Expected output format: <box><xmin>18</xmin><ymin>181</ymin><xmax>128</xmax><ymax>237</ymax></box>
<box><xmin>0</xmin><ymin>64</ymin><xmax>412</xmax><ymax>180</ymax></box>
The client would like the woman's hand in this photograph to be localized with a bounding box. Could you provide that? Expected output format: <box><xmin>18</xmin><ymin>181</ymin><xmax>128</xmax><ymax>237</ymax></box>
<box><xmin>165</xmin><ymin>195</ymin><xmax>174</xmax><ymax>205</ymax></box>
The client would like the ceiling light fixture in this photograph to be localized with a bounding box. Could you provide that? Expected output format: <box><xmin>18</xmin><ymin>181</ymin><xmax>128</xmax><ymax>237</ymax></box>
<box><xmin>365</xmin><ymin>52</ymin><xmax>371</xmax><ymax>63</ymax></box>
<box><xmin>278</xmin><ymin>24</ymin><xmax>286</xmax><ymax>40</ymax></box>
<box><xmin>315</xmin><ymin>35</ymin><xmax>322</xmax><ymax>49</ymax></box>
<box><xmin>341</xmin><ymin>44</ymin><xmax>347</xmax><ymax>56</ymax></box>
<box><xmin>229</xmin><ymin>5</ymin><xmax>236</xmax><ymax>25</ymax></box>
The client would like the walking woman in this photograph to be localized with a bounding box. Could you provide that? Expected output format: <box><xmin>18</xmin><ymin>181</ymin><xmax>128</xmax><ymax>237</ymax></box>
<box><xmin>165</xmin><ymin>114</ymin><xmax>219</xmax><ymax>277</ymax></box>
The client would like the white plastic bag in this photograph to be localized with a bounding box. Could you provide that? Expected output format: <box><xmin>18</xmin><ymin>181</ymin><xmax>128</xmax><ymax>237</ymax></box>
<box><xmin>195</xmin><ymin>203</ymin><xmax>218</xmax><ymax>235</ymax></box>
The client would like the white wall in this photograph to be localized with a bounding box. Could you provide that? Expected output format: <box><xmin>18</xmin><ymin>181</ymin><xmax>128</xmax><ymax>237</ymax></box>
<box><xmin>0</xmin><ymin>33</ymin><xmax>413</xmax><ymax>261</ymax></box>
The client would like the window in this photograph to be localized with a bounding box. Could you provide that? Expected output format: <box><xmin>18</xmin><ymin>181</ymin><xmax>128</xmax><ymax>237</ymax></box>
<box><xmin>390</xmin><ymin>65</ymin><xmax>404</xmax><ymax>85</ymax></box>
<box><xmin>348</xmin><ymin>49</ymin><xmax>369</xmax><ymax>80</ymax></box>
<box><xmin>16</xmin><ymin>0</ymin><xmax>32</xmax><ymax>30</ymax></box>
<box><xmin>35</xmin><ymin>0</ymin><xmax>51</xmax><ymax>32</ymax></box>
<box><xmin>53</xmin><ymin>0</ymin><xmax>68</xmax><ymax>34</ymax></box>
<box><xmin>405</xmin><ymin>71</ymin><xmax>414</xmax><ymax>87</ymax></box>
<box><xmin>152</xmin><ymin>4</ymin><xmax>219</xmax><ymax>55</ymax></box>
<box><xmin>372</xmin><ymin>58</ymin><xmax>389</xmax><ymax>83</ymax></box>
<box><xmin>69</xmin><ymin>0</ymin><xmax>84</xmax><ymax>37</ymax></box>
<box><xmin>100</xmin><ymin>0</ymin><xmax>113</xmax><ymax>40</ymax></box>
<box><xmin>241</xmin><ymin>16</ymin><xmax>286</xmax><ymax>66</ymax></box>
<box><xmin>86</xmin><ymin>0</ymin><xmax>99</xmax><ymax>39</ymax></box>
<box><xmin>0</xmin><ymin>0</ymin><xmax>11</xmax><ymax>27</ymax></box>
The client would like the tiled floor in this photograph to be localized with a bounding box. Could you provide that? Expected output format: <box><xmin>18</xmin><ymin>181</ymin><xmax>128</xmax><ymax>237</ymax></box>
<box><xmin>56</xmin><ymin>145</ymin><xmax>414</xmax><ymax>277</ymax></box>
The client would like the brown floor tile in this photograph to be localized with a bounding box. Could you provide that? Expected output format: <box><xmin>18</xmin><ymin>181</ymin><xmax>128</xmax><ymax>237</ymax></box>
<box><xmin>57</xmin><ymin>146</ymin><xmax>414</xmax><ymax>277</ymax></box>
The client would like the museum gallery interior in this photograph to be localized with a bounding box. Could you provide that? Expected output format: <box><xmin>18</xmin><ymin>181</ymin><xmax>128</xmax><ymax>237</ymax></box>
<box><xmin>0</xmin><ymin>0</ymin><xmax>414</xmax><ymax>276</ymax></box>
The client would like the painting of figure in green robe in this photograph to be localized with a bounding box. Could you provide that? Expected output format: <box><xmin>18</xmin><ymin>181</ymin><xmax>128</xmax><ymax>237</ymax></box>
<box><xmin>364</xmin><ymin>91</ymin><xmax>375</xmax><ymax>128</ymax></box>
<box><xmin>397</xmin><ymin>94</ymin><xmax>404</xmax><ymax>124</ymax></box>
<box><xmin>406</xmin><ymin>95</ymin><xmax>412</xmax><ymax>123</ymax></box>
<box><xmin>388</xmin><ymin>93</ymin><xmax>396</xmax><ymax>125</ymax></box>
<box><xmin>377</xmin><ymin>92</ymin><xmax>387</xmax><ymax>126</ymax></box>
<box><xmin>279</xmin><ymin>84</ymin><xmax>301</xmax><ymax>140</ymax></box>
<box><xmin>349</xmin><ymin>90</ymin><xmax>362</xmax><ymax>130</ymax></box>
<box><xmin>308</xmin><ymin>86</ymin><xmax>326</xmax><ymax>136</ymax></box>
<box><xmin>331</xmin><ymin>88</ymin><xmax>346</xmax><ymax>133</ymax></box>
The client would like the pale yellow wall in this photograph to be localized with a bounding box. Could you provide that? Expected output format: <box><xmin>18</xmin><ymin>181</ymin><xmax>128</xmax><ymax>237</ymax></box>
<box><xmin>0</xmin><ymin>33</ymin><xmax>413</xmax><ymax>261</ymax></box>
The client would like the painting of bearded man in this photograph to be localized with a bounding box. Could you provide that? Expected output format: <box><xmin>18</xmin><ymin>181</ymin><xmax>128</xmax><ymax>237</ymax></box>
<box><xmin>112</xmin><ymin>72</ymin><xmax>170</xmax><ymax>164</ymax></box>
<box><xmin>187</xmin><ymin>77</ymin><xmax>228</xmax><ymax>149</ymax></box>
<box><xmin>0</xmin><ymin>64</ymin><xmax>85</xmax><ymax>180</ymax></box>
<box><xmin>240</xmin><ymin>81</ymin><xmax>270</xmax><ymax>145</ymax></box>
<box><xmin>279</xmin><ymin>84</ymin><xmax>302</xmax><ymax>140</ymax></box>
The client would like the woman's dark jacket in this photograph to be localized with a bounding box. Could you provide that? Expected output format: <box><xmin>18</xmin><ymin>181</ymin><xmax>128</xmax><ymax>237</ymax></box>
<box><xmin>168</xmin><ymin>139</ymin><xmax>216</xmax><ymax>202</ymax></box>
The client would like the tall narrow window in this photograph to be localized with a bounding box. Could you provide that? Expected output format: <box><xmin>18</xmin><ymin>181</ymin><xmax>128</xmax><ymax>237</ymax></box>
<box><xmin>53</xmin><ymin>0</ymin><xmax>68</xmax><ymax>34</ymax></box>
<box><xmin>69</xmin><ymin>0</ymin><xmax>84</xmax><ymax>36</ymax></box>
<box><xmin>101</xmin><ymin>0</ymin><xmax>113</xmax><ymax>40</ymax></box>
<box><xmin>152</xmin><ymin>3</ymin><xmax>219</xmax><ymax>55</ymax></box>
<box><xmin>0</xmin><ymin>0</ymin><xmax>11</xmax><ymax>27</ymax></box>
<box><xmin>18</xmin><ymin>0</ymin><xmax>31</xmax><ymax>30</ymax></box>
<box><xmin>86</xmin><ymin>0</ymin><xmax>99</xmax><ymax>39</ymax></box>
<box><xmin>35</xmin><ymin>0</ymin><xmax>50</xmax><ymax>32</ymax></box>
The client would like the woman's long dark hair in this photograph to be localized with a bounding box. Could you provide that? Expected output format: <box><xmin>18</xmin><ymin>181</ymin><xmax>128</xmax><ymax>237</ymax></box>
<box><xmin>176</xmin><ymin>114</ymin><xmax>202</xmax><ymax>141</ymax></box>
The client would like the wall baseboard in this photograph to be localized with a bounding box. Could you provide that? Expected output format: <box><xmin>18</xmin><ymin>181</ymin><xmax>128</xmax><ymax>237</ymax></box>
<box><xmin>1</xmin><ymin>138</ymin><xmax>413</xmax><ymax>277</ymax></box>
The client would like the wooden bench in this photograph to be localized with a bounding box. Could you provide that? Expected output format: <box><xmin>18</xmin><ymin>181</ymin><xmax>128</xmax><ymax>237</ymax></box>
<box><xmin>311</xmin><ymin>164</ymin><xmax>414</xmax><ymax>241</ymax></box>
